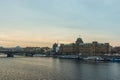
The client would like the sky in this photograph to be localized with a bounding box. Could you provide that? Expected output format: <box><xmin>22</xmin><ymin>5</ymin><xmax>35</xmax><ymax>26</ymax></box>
<box><xmin>0</xmin><ymin>0</ymin><xmax>120</xmax><ymax>47</ymax></box>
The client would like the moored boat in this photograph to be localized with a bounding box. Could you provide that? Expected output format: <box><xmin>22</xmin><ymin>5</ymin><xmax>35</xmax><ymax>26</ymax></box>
<box><xmin>110</xmin><ymin>58</ymin><xmax>120</xmax><ymax>62</ymax></box>
<box><xmin>83</xmin><ymin>56</ymin><xmax>104</xmax><ymax>61</ymax></box>
<box><xmin>58</xmin><ymin>55</ymin><xmax>79</xmax><ymax>59</ymax></box>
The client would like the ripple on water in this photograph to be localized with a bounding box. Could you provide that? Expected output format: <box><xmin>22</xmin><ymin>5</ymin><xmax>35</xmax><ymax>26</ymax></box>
<box><xmin>0</xmin><ymin>57</ymin><xmax>119</xmax><ymax>80</ymax></box>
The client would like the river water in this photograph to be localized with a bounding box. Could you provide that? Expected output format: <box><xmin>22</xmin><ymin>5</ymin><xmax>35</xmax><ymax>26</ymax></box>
<box><xmin>0</xmin><ymin>57</ymin><xmax>120</xmax><ymax>80</ymax></box>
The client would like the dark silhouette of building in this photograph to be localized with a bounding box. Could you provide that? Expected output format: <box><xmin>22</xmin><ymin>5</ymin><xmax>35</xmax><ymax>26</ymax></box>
<box><xmin>52</xmin><ymin>43</ymin><xmax>59</xmax><ymax>54</ymax></box>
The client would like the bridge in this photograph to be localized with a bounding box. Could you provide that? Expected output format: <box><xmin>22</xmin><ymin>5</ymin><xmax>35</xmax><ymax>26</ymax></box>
<box><xmin>0</xmin><ymin>39</ymin><xmax>51</xmax><ymax>57</ymax></box>
<box><xmin>0</xmin><ymin>49</ymin><xmax>47</xmax><ymax>57</ymax></box>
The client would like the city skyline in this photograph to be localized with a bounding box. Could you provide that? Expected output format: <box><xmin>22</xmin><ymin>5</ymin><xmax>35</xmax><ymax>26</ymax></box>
<box><xmin>0</xmin><ymin>0</ymin><xmax>120</xmax><ymax>47</ymax></box>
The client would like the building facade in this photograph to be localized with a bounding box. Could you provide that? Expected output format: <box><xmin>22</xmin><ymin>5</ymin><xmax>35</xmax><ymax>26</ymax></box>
<box><xmin>59</xmin><ymin>37</ymin><xmax>111</xmax><ymax>56</ymax></box>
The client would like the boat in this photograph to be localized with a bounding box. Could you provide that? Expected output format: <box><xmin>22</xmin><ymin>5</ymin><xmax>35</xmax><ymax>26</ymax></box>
<box><xmin>58</xmin><ymin>55</ymin><xmax>79</xmax><ymax>59</ymax></box>
<box><xmin>110</xmin><ymin>58</ymin><xmax>120</xmax><ymax>62</ymax></box>
<box><xmin>83</xmin><ymin>56</ymin><xmax>104</xmax><ymax>61</ymax></box>
<box><xmin>33</xmin><ymin>54</ymin><xmax>47</xmax><ymax>57</ymax></box>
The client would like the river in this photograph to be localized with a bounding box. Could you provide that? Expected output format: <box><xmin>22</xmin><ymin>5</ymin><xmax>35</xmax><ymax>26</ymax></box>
<box><xmin>0</xmin><ymin>57</ymin><xmax>119</xmax><ymax>80</ymax></box>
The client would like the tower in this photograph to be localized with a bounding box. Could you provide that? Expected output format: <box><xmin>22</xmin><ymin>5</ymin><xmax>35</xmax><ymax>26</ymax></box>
<box><xmin>52</xmin><ymin>42</ymin><xmax>60</xmax><ymax>54</ymax></box>
<box><xmin>75</xmin><ymin>36</ymin><xmax>84</xmax><ymax>54</ymax></box>
<box><xmin>75</xmin><ymin>36</ymin><xmax>84</xmax><ymax>45</ymax></box>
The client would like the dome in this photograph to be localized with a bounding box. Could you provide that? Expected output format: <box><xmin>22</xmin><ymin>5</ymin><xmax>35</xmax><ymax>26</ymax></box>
<box><xmin>76</xmin><ymin>38</ymin><xmax>83</xmax><ymax>44</ymax></box>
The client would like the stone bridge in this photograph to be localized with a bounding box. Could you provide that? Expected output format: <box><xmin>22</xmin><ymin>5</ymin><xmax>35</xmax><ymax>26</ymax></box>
<box><xmin>0</xmin><ymin>50</ymin><xmax>41</xmax><ymax>57</ymax></box>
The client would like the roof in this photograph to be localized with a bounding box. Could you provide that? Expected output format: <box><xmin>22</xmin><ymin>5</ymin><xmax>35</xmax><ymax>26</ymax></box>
<box><xmin>76</xmin><ymin>38</ymin><xmax>83</xmax><ymax>43</ymax></box>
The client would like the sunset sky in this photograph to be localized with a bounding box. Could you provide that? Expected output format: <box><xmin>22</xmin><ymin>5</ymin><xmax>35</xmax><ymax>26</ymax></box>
<box><xmin>0</xmin><ymin>0</ymin><xmax>120</xmax><ymax>47</ymax></box>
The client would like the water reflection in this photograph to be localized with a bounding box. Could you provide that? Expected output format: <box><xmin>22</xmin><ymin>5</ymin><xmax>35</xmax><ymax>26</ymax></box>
<box><xmin>0</xmin><ymin>57</ymin><xmax>119</xmax><ymax>80</ymax></box>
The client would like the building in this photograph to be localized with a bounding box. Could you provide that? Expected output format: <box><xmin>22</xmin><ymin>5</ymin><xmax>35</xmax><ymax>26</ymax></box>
<box><xmin>52</xmin><ymin>43</ymin><xmax>59</xmax><ymax>54</ymax></box>
<box><xmin>59</xmin><ymin>37</ymin><xmax>111</xmax><ymax>56</ymax></box>
<box><xmin>41</xmin><ymin>47</ymin><xmax>51</xmax><ymax>53</ymax></box>
<box><xmin>112</xmin><ymin>46</ymin><xmax>120</xmax><ymax>54</ymax></box>
<box><xmin>24</xmin><ymin>47</ymin><xmax>41</xmax><ymax>52</ymax></box>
